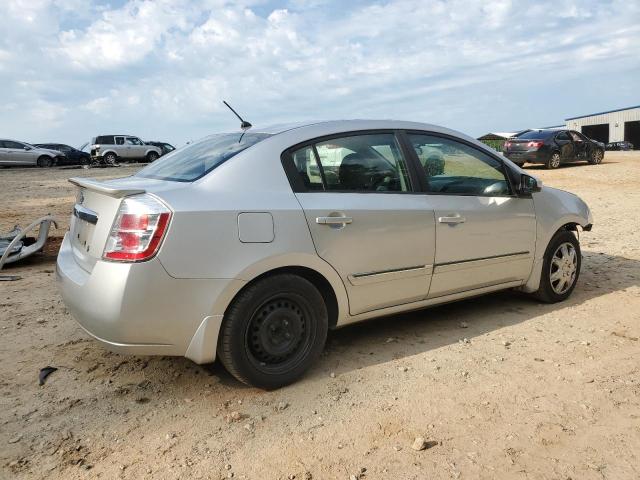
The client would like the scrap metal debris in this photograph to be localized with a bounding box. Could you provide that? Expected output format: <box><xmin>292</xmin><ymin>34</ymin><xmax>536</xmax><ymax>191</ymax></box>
<box><xmin>0</xmin><ymin>216</ymin><xmax>58</xmax><ymax>279</ymax></box>
<box><xmin>39</xmin><ymin>366</ymin><xmax>58</xmax><ymax>386</ymax></box>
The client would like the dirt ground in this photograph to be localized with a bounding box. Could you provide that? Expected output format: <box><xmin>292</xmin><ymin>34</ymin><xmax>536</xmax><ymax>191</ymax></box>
<box><xmin>1</xmin><ymin>153</ymin><xmax>639</xmax><ymax>480</ymax></box>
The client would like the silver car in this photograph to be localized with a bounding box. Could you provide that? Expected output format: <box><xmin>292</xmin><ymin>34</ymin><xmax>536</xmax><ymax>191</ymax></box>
<box><xmin>57</xmin><ymin>120</ymin><xmax>593</xmax><ymax>389</ymax></box>
<box><xmin>90</xmin><ymin>135</ymin><xmax>162</xmax><ymax>163</ymax></box>
<box><xmin>0</xmin><ymin>139</ymin><xmax>65</xmax><ymax>167</ymax></box>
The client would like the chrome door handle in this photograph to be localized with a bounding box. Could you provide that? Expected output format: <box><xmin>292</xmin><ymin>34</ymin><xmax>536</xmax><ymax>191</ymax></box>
<box><xmin>316</xmin><ymin>216</ymin><xmax>353</xmax><ymax>225</ymax></box>
<box><xmin>438</xmin><ymin>215</ymin><xmax>466</xmax><ymax>224</ymax></box>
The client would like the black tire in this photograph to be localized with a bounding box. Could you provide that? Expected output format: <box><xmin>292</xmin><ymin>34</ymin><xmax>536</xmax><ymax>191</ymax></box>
<box><xmin>588</xmin><ymin>149</ymin><xmax>603</xmax><ymax>165</ymax></box>
<box><xmin>103</xmin><ymin>152</ymin><xmax>117</xmax><ymax>165</ymax></box>
<box><xmin>533</xmin><ymin>229</ymin><xmax>581</xmax><ymax>303</ymax></box>
<box><xmin>37</xmin><ymin>156</ymin><xmax>53</xmax><ymax>168</ymax></box>
<box><xmin>218</xmin><ymin>274</ymin><xmax>328</xmax><ymax>389</ymax></box>
<box><xmin>146</xmin><ymin>151</ymin><xmax>159</xmax><ymax>162</ymax></box>
<box><xmin>546</xmin><ymin>152</ymin><xmax>561</xmax><ymax>169</ymax></box>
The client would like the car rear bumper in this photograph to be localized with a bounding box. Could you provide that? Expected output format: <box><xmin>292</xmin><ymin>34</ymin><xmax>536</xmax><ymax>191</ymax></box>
<box><xmin>504</xmin><ymin>151</ymin><xmax>546</xmax><ymax>164</ymax></box>
<box><xmin>56</xmin><ymin>233</ymin><xmax>230</xmax><ymax>361</ymax></box>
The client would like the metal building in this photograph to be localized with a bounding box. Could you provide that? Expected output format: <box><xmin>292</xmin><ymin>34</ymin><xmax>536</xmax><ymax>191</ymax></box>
<box><xmin>565</xmin><ymin>105</ymin><xmax>640</xmax><ymax>148</ymax></box>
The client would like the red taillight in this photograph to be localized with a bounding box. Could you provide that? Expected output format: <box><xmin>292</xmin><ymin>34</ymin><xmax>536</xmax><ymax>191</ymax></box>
<box><xmin>103</xmin><ymin>195</ymin><xmax>171</xmax><ymax>262</ymax></box>
<box><xmin>527</xmin><ymin>141</ymin><xmax>544</xmax><ymax>149</ymax></box>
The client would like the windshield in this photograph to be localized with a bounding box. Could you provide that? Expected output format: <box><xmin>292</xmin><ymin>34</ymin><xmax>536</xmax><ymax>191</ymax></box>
<box><xmin>516</xmin><ymin>130</ymin><xmax>556</xmax><ymax>140</ymax></box>
<box><xmin>136</xmin><ymin>132</ymin><xmax>272</xmax><ymax>182</ymax></box>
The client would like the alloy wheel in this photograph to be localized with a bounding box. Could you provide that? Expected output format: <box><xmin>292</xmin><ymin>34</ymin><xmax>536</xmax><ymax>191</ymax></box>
<box><xmin>594</xmin><ymin>150</ymin><xmax>603</xmax><ymax>164</ymax></box>
<box><xmin>549</xmin><ymin>242</ymin><xmax>578</xmax><ymax>294</ymax></box>
<box><xmin>550</xmin><ymin>153</ymin><xmax>561</xmax><ymax>168</ymax></box>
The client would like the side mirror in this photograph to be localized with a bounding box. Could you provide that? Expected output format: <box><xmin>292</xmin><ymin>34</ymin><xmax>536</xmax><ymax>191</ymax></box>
<box><xmin>519</xmin><ymin>174</ymin><xmax>542</xmax><ymax>195</ymax></box>
<box><xmin>24</xmin><ymin>146</ymin><xmax>31</xmax><ymax>151</ymax></box>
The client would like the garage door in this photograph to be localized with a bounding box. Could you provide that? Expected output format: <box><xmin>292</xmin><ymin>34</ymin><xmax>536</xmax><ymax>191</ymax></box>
<box><xmin>582</xmin><ymin>124</ymin><xmax>609</xmax><ymax>143</ymax></box>
<box><xmin>624</xmin><ymin>121</ymin><xmax>640</xmax><ymax>150</ymax></box>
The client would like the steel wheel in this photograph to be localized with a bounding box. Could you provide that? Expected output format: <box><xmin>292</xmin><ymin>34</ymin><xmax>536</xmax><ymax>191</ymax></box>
<box><xmin>549</xmin><ymin>242</ymin><xmax>578</xmax><ymax>294</ymax></box>
<box><xmin>218</xmin><ymin>273</ymin><xmax>328</xmax><ymax>389</ymax></box>
<box><xmin>246</xmin><ymin>296</ymin><xmax>311</xmax><ymax>373</ymax></box>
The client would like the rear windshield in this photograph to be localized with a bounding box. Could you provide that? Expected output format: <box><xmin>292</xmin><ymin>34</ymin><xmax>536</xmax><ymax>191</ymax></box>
<box><xmin>516</xmin><ymin>130</ymin><xmax>556</xmax><ymax>140</ymax></box>
<box><xmin>136</xmin><ymin>132</ymin><xmax>272</xmax><ymax>182</ymax></box>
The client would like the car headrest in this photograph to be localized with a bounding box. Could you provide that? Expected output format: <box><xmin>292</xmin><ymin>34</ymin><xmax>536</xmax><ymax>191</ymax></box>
<box><xmin>339</xmin><ymin>152</ymin><xmax>370</xmax><ymax>190</ymax></box>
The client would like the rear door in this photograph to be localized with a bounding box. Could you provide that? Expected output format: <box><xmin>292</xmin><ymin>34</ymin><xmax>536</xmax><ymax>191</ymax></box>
<box><xmin>284</xmin><ymin>131</ymin><xmax>436</xmax><ymax>315</ymax></box>
<box><xmin>405</xmin><ymin>132</ymin><xmax>536</xmax><ymax>298</ymax></box>
<box><xmin>114</xmin><ymin>136</ymin><xmax>129</xmax><ymax>158</ymax></box>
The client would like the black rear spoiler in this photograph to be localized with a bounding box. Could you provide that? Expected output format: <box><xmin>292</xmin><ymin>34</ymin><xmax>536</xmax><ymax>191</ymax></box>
<box><xmin>69</xmin><ymin>177</ymin><xmax>145</xmax><ymax>198</ymax></box>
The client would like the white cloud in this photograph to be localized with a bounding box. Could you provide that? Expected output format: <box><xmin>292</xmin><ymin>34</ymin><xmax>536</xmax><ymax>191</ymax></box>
<box><xmin>0</xmin><ymin>0</ymin><xmax>638</xmax><ymax>146</ymax></box>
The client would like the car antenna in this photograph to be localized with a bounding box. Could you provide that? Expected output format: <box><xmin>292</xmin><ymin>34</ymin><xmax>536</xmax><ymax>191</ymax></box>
<box><xmin>223</xmin><ymin>101</ymin><xmax>252</xmax><ymax>131</ymax></box>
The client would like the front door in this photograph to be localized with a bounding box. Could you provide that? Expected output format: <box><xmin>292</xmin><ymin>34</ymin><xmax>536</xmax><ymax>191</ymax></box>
<box><xmin>287</xmin><ymin>132</ymin><xmax>436</xmax><ymax>315</ymax></box>
<box><xmin>126</xmin><ymin>136</ymin><xmax>146</xmax><ymax>159</ymax></box>
<box><xmin>554</xmin><ymin>131</ymin><xmax>575</xmax><ymax>161</ymax></box>
<box><xmin>570</xmin><ymin>131</ymin><xmax>588</xmax><ymax>160</ymax></box>
<box><xmin>405</xmin><ymin>132</ymin><xmax>536</xmax><ymax>298</ymax></box>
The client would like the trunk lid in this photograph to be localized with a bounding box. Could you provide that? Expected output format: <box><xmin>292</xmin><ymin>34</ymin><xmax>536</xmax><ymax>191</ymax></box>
<box><xmin>507</xmin><ymin>139</ymin><xmax>541</xmax><ymax>152</ymax></box>
<box><xmin>67</xmin><ymin>176</ymin><xmax>179</xmax><ymax>272</ymax></box>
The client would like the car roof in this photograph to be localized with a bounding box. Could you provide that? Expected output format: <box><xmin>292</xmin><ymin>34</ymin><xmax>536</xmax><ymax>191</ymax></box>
<box><xmin>228</xmin><ymin>119</ymin><xmax>481</xmax><ymax>144</ymax></box>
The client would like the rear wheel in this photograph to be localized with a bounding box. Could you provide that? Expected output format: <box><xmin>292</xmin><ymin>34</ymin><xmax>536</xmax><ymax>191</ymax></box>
<box><xmin>37</xmin><ymin>156</ymin><xmax>53</xmax><ymax>168</ymax></box>
<box><xmin>533</xmin><ymin>230</ymin><xmax>581</xmax><ymax>303</ymax></box>
<box><xmin>146</xmin><ymin>151</ymin><xmax>159</xmax><ymax>162</ymax></box>
<box><xmin>218</xmin><ymin>274</ymin><xmax>328</xmax><ymax>389</ymax></box>
<box><xmin>546</xmin><ymin>152</ymin><xmax>561</xmax><ymax>169</ymax></box>
<box><xmin>589</xmin><ymin>149</ymin><xmax>603</xmax><ymax>165</ymax></box>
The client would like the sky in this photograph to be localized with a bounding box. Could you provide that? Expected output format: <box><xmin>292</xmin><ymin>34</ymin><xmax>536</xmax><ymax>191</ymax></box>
<box><xmin>1</xmin><ymin>0</ymin><xmax>639</xmax><ymax>147</ymax></box>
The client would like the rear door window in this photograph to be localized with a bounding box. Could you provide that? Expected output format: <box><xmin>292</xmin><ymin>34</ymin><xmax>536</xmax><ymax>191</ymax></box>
<box><xmin>289</xmin><ymin>133</ymin><xmax>412</xmax><ymax>192</ymax></box>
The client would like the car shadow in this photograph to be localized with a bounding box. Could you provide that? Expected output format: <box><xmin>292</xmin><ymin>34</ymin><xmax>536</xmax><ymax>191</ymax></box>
<box><xmin>40</xmin><ymin>250</ymin><xmax>639</xmax><ymax>393</ymax></box>
<box><xmin>524</xmin><ymin>160</ymin><xmax>618</xmax><ymax>170</ymax></box>
<box><xmin>309</xmin><ymin>249</ymin><xmax>639</xmax><ymax>378</ymax></box>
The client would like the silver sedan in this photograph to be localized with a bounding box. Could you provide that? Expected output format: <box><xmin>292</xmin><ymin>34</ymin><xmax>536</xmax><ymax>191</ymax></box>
<box><xmin>56</xmin><ymin>120</ymin><xmax>592</xmax><ymax>389</ymax></box>
<box><xmin>0</xmin><ymin>139</ymin><xmax>65</xmax><ymax>167</ymax></box>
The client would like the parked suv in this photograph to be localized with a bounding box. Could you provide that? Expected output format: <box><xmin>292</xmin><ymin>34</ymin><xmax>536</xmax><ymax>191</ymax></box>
<box><xmin>0</xmin><ymin>139</ymin><xmax>65</xmax><ymax>167</ymax></box>
<box><xmin>503</xmin><ymin>129</ymin><xmax>605</xmax><ymax>169</ymax></box>
<box><xmin>58</xmin><ymin>120</ymin><xmax>592</xmax><ymax>389</ymax></box>
<box><xmin>90</xmin><ymin>135</ymin><xmax>162</xmax><ymax>164</ymax></box>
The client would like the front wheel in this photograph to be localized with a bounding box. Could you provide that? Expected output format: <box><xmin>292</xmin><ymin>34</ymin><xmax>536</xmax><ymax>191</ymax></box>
<box><xmin>589</xmin><ymin>149</ymin><xmax>603</xmax><ymax>165</ymax></box>
<box><xmin>546</xmin><ymin>152</ymin><xmax>561</xmax><ymax>169</ymax></box>
<box><xmin>218</xmin><ymin>274</ymin><xmax>328</xmax><ymax>389</ymax></box>
<box><xmin>533</xmin><ymin>230</ymin><xmax>581</xmax><ymax>303</ymax></box>
<box><xmin>146</xmin><ymin>152</ymin><xmax>159</xmax><ymax>162</ymax></box>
